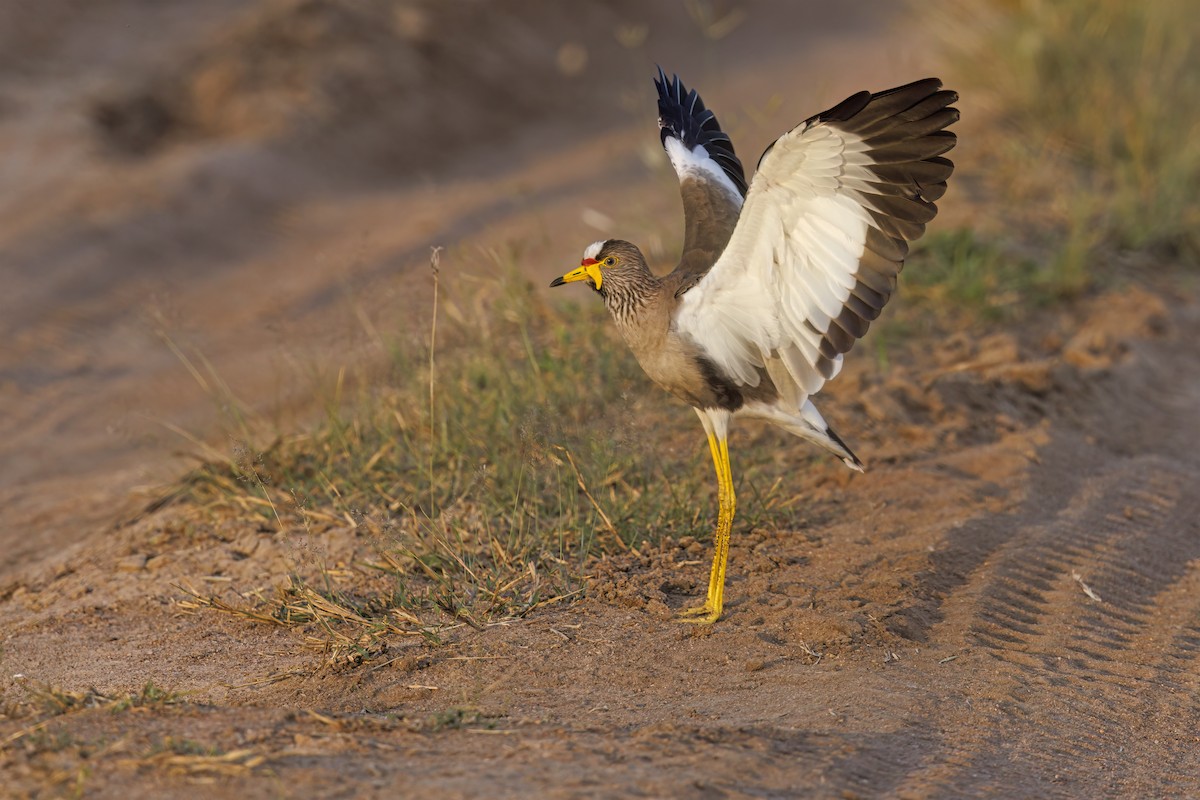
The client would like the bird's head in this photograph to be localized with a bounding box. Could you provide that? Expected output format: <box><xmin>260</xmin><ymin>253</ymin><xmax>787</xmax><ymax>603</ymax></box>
<box><xmin>550</xmin><ymin>240</ymin><xmax>645</xmax><ymax>294</ymax></box>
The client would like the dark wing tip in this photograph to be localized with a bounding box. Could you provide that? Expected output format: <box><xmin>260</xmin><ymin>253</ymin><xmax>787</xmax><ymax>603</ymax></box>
<box><xmin>654</xmin><ymin>68</ymin><xmax>748</xmax><ymax>196</ymax></box>
<box><xmin>803</xmin><ymin>77</ymin><xmax>960</xmax><ymax>211</ymax></box>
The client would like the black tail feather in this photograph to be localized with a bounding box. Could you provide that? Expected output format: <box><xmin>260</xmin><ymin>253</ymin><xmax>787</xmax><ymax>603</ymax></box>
<box><xmin>825</xmin><ymin>424</ymin><xmax>865</xmax><ymax>471</ymax></box>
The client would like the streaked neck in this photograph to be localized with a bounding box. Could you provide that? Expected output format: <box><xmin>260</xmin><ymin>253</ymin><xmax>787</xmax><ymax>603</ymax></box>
<box><xmin>602</xmin><ymin>270</ymin><xmax>659</xmax><ymax>324</ymax></box>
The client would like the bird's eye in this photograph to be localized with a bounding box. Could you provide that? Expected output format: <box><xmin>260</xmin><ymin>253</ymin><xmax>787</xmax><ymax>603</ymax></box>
<box><xmin>604</xmin><ymin>257</ymin><xmax>616</xmax><ymax>266</ymax></box>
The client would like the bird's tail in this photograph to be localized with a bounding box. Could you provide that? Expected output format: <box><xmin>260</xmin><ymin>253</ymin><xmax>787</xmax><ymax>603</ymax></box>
<box><xmin>743</xmin><ymin>399</ymin><xmax>866</xmax><ymax>472</ymax></box>
<box><xmin>824</xmin><ymin>424</ymin><xmax>866</xmax><ymax>473</ymax></box>
<box><xmin>799</xmin><ymin>400</ymin><xmax>865</xmax><ymax>472</ymax></box>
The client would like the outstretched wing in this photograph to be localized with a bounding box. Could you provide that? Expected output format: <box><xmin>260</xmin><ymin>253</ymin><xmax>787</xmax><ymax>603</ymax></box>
<box><xmin>675</xmin><ymin>78</ymin><xmax>958</xmax><ymax>400</ymax></box>
<box><xmin>654</xmin><ymin>68</ymin><xmax>747</xmax><ymax>287</ymax></box>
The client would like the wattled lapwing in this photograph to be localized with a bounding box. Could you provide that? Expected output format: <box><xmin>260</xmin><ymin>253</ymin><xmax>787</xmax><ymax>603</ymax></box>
<box><xmin>551</xmin><ymin>69</ymin><xmax>958</xmax><ymax>623</ymax></box>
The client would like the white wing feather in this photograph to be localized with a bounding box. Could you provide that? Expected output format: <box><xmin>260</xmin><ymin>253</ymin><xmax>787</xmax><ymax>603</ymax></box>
<box><xmin>663</xmin><ymin>137</ymin><xmax>744</xmax><ymax>208</ymax></box>
<box><xmin>675</xmin><ymin>122</ymin><xmax>872</xmax><ymax>399</ymax></box>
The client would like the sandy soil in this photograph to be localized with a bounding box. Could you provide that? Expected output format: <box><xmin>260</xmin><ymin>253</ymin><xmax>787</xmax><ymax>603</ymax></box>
<box><xmin>3</xmin><ymin>2</ymin><xmax>1199</xmax><ymax>798</ymax></box>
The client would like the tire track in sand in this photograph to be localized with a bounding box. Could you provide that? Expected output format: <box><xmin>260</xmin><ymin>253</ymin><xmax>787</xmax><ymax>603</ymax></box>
<box><xmin>824</xmin><ymin>307</ymin><xmax>1200</xmax><ymax>797</ymax></box>
<box><xmin>913</xmin><ymin>456</ymin><xmax>1200</xmax><ymax>797</ymax></box>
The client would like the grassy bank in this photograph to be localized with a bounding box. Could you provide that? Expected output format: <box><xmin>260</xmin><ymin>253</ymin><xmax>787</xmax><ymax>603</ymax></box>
<box><xmin>173</xmin><ymin>248</ymin><xmax>812</xmax><ymax>648</ymax></box>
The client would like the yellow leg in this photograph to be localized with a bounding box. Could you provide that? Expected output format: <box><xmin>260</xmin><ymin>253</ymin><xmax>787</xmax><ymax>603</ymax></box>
<box><xmin>678</xmin><ymin>433</ymin><xmax>736</xmax><ymax>624</ymax></box>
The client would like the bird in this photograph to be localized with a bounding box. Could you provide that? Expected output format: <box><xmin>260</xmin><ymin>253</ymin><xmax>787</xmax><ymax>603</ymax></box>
<box><xmin>550</xmin><ymin>68</ymin><xmax>958</xmax><ymax>623</ymax></box>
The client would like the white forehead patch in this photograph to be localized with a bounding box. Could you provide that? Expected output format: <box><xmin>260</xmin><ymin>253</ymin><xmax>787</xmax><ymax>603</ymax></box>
<box><xmin>582</xmin><ymin>240</ymin><xmax>606</xmax><ymax>260</ymax></box>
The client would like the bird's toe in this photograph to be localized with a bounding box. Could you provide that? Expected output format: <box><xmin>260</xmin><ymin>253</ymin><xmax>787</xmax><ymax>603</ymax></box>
<box><xmin>676</xmin><ymin>602</ymin><xmax>721</xmax><ymax>624</ymax></box>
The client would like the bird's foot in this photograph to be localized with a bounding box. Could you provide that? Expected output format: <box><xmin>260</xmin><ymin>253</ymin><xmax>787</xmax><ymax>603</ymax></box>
<box><xmin>676</xmin><ymin>602</ymin><xmax>721</xmax><ymax>625</ymax></box>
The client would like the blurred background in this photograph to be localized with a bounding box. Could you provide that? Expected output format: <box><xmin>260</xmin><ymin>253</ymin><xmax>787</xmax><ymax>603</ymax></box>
<box><xmin>0</xmin><ymin>0</ymin><xmax>920</xmax><ymax>565</ymax></box>
<box><xmin>0</xmin><ymin>0</ymin><xmax>1195</xmax><ymax>575</ymax></box>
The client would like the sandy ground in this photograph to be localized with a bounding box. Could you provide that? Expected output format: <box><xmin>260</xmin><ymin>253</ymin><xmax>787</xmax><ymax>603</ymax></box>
<box><xmin>3</xmin><ymin>2</ymin><xmax>1199</xmax><ymax>798</ymax></box>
